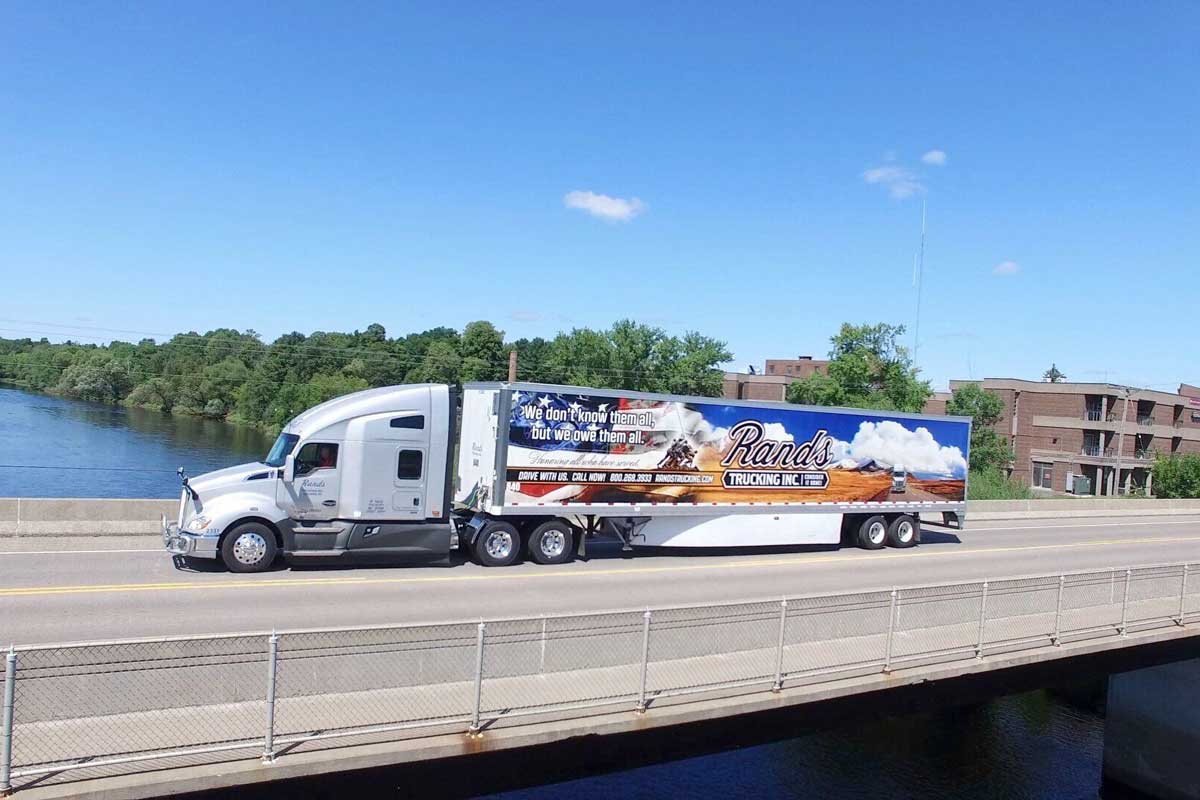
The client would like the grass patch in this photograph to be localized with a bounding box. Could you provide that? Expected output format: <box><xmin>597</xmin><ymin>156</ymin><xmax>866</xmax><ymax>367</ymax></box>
<box><xmin>968</xmin><ymin>469</ymin><xmax>1033</xmax><ymax>500</ymax></box>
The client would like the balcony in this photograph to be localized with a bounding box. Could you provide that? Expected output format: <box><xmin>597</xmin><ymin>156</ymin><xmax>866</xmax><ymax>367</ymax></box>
<box><xmin>1086</xmin><ymin>409</ymin><xmax>1103</xmax><ymax>421</ymax></box>
<box><xmin>1137</xmin><ymin>415</ymin><xmax>1156</xmax><ymax>426</ymax></box>
<box><xmin>1082</xmin><ymin>444</ymin><xmax>1102</xmax><ymax>457</ymax></box>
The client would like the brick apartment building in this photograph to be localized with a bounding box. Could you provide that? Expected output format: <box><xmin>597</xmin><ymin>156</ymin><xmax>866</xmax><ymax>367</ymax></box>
<box><xmin>949</xmin><ymin>379</ymin><xmax>1200</xmax><ymax>495</ymax></box>
<box><xmin>764</xmin><ymin>356</ymin><xmax>829</xmax><ymax>379</ymax></box>
<box><xmin>724</xmin><ymin>356</ymin><xmax>830</xmax><ymax>402</ymax></box>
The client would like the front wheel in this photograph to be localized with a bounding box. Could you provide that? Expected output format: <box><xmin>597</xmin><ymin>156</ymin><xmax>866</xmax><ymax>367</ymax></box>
<box><xmin>220</xmin><ymin>522</ymin><xmax>278</xmax><ymax>573</ymax></box>
<box><xmin>527</xmin><ymin>520</ymin><xmax>575</xmax><ymax>565</ymax></box>
<box><xmin>473</xmin><ymin>521</ymin><xmax>522</xmax><ymax>567</ymax></box>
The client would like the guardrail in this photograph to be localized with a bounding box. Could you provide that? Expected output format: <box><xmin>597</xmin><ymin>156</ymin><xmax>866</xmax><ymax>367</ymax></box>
<box><xmin>3</xmin><ymin>561</ymin><xmax>1200</xmax><ymax>793</ymax></box>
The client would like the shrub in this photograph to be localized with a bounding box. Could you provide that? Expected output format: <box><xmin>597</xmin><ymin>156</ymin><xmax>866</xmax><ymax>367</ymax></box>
<box><xmin>1151</xmin><ymin>453</ymin><xmax>1200</xmax><ymax>498</ymax></box>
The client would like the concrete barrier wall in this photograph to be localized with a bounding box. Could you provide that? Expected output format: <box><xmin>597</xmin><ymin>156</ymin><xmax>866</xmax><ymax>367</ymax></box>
<box><xmin>967</xmin><ymin>498</ymin><xmax>1200</xmax><ymax>520</ymax></box>
<box><xmin>0</xmin><ymin>498</ymin><xmax>178</xmax><ymax>536</ymax></box>
<box><xmin>2</xmin><ymin>496</ymin><xmax>1200</xmax><ymax>536</ymax></box>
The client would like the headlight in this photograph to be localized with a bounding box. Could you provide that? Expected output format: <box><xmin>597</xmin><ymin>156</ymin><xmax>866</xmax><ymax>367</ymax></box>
<box><xmin>190</xmin><ymin>515</ymin><xmax>212</xmax><ymax>531</ymax></box>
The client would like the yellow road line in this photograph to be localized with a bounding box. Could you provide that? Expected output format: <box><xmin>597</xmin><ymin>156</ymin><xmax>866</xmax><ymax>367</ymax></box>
<box><xmin>2</xmin><ymin>535</ymin><xmax>1199</xmax><ymax>599</ymax></box>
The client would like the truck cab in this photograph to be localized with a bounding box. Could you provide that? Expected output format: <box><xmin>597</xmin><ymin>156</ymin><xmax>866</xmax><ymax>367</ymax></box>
<box><xmin>163</xmin><ymin>384</ymin><xmax>457</xmax><ymax>572</ymax></box>
<box><xmin>891</xmin><ymin>464</ymin><xmax>908</xmax><ymax>494</ymax></box>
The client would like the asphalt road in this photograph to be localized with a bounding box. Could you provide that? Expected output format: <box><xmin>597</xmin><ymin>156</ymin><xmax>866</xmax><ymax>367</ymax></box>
<box><xmin>4</xmin><ymin>514</ymin><xmax>1200</xmax><ymax>646</ymax></box>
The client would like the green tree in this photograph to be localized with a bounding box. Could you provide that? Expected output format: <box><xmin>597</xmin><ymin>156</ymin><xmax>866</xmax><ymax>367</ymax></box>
<box><xmin>459</xmin><ymin>321</ymin><xmax>507</xmax><ymax>382</ymax></box>
<box><xmin>1043</xmin><ymin>363</ymin><xmax>1066</xmax><ymax>383</ymax></box>
<box><xmin>125</xmin><ymin>377</ymin><xmax>176</xmax><ymax>412</ymax></box>
<box><xmin>946</xmin><ymin>383</ymin><xmax>1013</xmax><ymax>473</ymax></box>
<box><xmin>786</xmin><ymin>322</ymin><xmax>931</xmax><ymax>412</ymax></box>
<box><xmin>408</xmin><ymin>339</ymin><xmax>462</xmax><ymax>384</ymax></box>
<box><xmin>1151</xmin><ymin>453</ymin><xmax>1200</xmax><ymax>498</ymax></box>
<box><xmin>511</xmin><ymin>336</ymin><xmax>552</xmax><ymax>382</ymax></box>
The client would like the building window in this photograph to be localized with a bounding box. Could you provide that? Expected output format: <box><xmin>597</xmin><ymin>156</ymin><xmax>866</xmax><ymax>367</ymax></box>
<box><xmin>397</xmin><ymin>449</ymin><xmax>423</xmax><ymax>480</ymax></box>
<box><xmin>1032</xmin><ymin>462</ymin><xmax>1053</xmax><ymax>489</ymax></box>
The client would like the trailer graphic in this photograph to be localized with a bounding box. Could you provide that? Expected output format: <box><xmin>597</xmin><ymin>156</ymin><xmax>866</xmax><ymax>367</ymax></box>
<box><xmin>475</xmin><ymin>388</ymin><xmax>969</xmax><ymax>507</ymax></box>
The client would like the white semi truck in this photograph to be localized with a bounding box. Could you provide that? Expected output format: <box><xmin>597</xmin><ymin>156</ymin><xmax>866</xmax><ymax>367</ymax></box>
<box><xmin>163</xmin><ymin>382</ymin><xmax>971</xmax><ymax>572</ymax></box>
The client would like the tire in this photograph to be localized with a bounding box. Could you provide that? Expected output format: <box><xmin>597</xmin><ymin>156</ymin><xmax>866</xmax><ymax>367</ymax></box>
<box><xmin>855</xmin><ymin>515</ymin><xmax>888</xmax><ymax>550</ymax></box>
<box><xmin>473</xmin><ymin>521</ymin><xmax>522</xmax><ymax>567</ymax></box>
<box><xmin>220</xmin><ymin>522</ymin><xmax>278</xmax><ymax>573</ymax></box>
<box><xmin>527</xmin><ymin>519</ymin><xmax>575</xmax><ymax>565</ymax></box>
<box><xmin>887</xmin><ymin>515</ymin><xmax>918</xmax><ymax>548</ymax></box>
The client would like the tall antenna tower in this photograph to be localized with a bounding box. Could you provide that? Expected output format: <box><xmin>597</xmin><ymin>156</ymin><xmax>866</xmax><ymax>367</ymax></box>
<box><xmin>913</xmin><ymin>199</ymin><xmax>927</xmax><ymax>366</ymax></box>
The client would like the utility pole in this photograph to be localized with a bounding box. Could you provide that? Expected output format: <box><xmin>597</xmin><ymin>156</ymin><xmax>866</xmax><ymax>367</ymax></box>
<box><xmin>507</xmin><ymin>350</ymin><xmax>517</xmax><ymax>383</ymax></box>
<box><xmin>1113</xmin><ymin>389</ymin><xmax>1130</xmax><ymax>496</ymax></box>
<box><xmin>913</xmin><ymin>199</ymin><xmax>926</xmax><ymax>367</ymax></box>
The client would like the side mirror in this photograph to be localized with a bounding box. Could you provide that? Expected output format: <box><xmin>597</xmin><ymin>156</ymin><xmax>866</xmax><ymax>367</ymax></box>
<box><xmin>283</xmin><ymin>454</ymin><xmax>296</xmax><ymax>483</ymax></box>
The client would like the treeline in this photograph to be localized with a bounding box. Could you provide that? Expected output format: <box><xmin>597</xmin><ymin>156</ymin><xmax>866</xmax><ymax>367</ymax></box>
<box><xmin>0</xmin><ymin>320</ymin><xmax>731</xmax><ymax>432</ymax></box>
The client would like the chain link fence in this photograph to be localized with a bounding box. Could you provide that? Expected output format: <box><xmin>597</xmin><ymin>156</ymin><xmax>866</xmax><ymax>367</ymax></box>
<box><xmin>3</xmin><ymin>561</ymin><xmax>1199</xmax><ymax>793</ymax></box>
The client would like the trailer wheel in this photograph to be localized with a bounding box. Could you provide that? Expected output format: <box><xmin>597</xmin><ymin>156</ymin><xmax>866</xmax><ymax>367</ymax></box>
<box><xmin>220</xmin><ymin>522</ymin><xmax>278</xmax><ymax>573</ymax></box>
<box><xmin>473</xmin><ymin>521</ymin><xmax>522</xmax><ymax>567</ymax></box>
<box><xmin>887</xmin><ymin>515</ymin><xmax>918</xmax><ymax>548</ymax></box>
<box><xmin>527</xmin><ymin>519</ymin><xmax>575</xmax><ymax>565</ymax></box>
<box><xmin>855</xmin><ymin>515</ymin><xmax>888</xmax><ymax>550</ymax></box>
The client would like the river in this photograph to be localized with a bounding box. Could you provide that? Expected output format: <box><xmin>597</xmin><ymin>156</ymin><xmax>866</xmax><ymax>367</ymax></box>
<box><xmin>0</xmin><ymin>386</ymin><xmax>1126</xmax><ymax>798</ymax></box>
<box><xmin>0</xmin><ymin>386</ymin><xmax>273</xmax><ymax>498</ymax></box>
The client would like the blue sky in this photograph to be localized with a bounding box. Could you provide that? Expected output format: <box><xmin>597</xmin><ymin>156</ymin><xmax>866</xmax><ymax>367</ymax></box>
<box><xmin>1</xmin><ymin>2</ymin><xmax>1196</xmax><ymax>391</ymax></box>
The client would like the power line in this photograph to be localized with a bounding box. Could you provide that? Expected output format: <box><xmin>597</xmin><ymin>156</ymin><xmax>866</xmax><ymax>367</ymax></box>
<box><xmin>0</xmin><ymin>464</ymin><xmax>179</xmax><ymax>473</ymax></box>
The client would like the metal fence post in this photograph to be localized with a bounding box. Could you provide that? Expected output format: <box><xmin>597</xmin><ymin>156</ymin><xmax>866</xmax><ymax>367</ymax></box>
<box><xmin>772</xmin><ymin>599</ymin><xmax>788</xmax><ymax>692</ymax></box>
<box><xmin>468</xmin><ymin>622</ymin><xmax>486</xmax><ymax>735</ymax></box>
<box><xmin>261</xmin><ymin>632</ymin><xmax>279</xmax><ymax>764</ymax></box>
<box><xmin>1052</xmin><ymin>575</ymin><xmax>1065</xmax><ymax>645</ymax></box>
<box><xmin>635</xmin><ymin>611</ymin><xmax>652</xmax><ymax>712</ymax></box>
<box><xmin>1119</xmin><ymin>569</ymin><xmax>1131</xmax><ymax>636</ymax></box>
<box><xmin>1178</xmin><ymin>565</ymin><xmax>1190</xmax><ymax>627</ymax></box>
<box><xmin>1</xmin><ymin>646</ymin><xmax>15</xmax><ymax>796</ymax></box>
<box><xmin>539</xmin><ymin>616</ymin><xmax>547</xmax><ymax>674</ymax></box>
<box><xmin>883</xmin><ymin>589</ymin><xmax>898</xmax><ymax>673</ymax></box>
<box><xmin>975</xmin><ymin>582</ymin><xmax>989</xmax><ymax>659</ymax></box>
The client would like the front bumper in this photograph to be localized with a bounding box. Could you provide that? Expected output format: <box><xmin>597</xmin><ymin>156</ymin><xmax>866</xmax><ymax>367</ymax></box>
<box><xmin>161</xmin><ymin>514</ymin><xmax>220</xmax><ymax>558</ymax></box>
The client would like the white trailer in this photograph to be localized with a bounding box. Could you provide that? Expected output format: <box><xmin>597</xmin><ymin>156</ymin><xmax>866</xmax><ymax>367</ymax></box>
<box><xmin>163</xmin><ymin>382</ymin><xmax>970</xmax><ymax>572</ymax></box>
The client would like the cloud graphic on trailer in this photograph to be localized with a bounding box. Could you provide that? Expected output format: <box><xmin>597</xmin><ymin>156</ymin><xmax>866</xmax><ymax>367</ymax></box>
<box><xmin>831</xmin><ymin>421</ymin><xmax>967</xmax><ymax>478</ymax></box>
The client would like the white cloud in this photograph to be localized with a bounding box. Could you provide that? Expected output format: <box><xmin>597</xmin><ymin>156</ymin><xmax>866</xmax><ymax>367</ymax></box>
<box><xmin>921</xmin><ymin>150</ymin><xmax>947</xmax><ymax>166</ymax></box>
<box><xmin>563</xmin><ymin>190</ymin><xmax>646</xmax><ymax>222</ymax></box>
<box><xmin>993</xmin><ymin>260</ymin><xmax>1020</xmax><ymax>276</ymax></box>
<box><xmin>833</xmin><ymin>420</ymin><xmax>967</xmax><ymax>477</ymax></box>
<box><xmin>862</xmin><ymin>165</ymin><xmax>925</xmax><ymax>199</ymax></box>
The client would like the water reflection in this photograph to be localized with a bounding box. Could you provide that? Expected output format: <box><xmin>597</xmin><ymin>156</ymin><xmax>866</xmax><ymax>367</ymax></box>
<box><xmin>489</xmin><ymin>690</ymin><xmax>1107</xmax><ymax>800</ymax></box>
<box><xmin>0</xmin><ymin>387</ymin><xmax>272</xmax><ymax>498</ymax></box>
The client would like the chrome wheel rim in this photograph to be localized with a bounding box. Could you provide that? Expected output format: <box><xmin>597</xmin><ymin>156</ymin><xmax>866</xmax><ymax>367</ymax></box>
<box><xmin>485</xmin><ymin>530</ymin><xmax>513</xmax><ymax>560</ymax></box>
<box><xmin>539</xmin><ymin>529</ymin><xmax>566</xmax><ymax>559</ymax></box>
<box><xmin>868</xmin><ymin>521</ymin><xmax>886</xmax><ymax>545</ymax></box>
<box><xmin>232</xmin><ymin>532</ymin><xmax>268</xmax><ymax>565</ymax></box>
<box><xmin>897</xmin><ymin>520</ymin><xmax>915</xmax><ymax>543</ymax></box>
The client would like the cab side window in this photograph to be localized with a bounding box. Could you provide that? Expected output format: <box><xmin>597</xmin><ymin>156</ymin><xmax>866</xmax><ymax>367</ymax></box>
<box><xmin>296</xmin><ymin>443</ymin><xmax>339</xmax><ymax>475</ymax></box>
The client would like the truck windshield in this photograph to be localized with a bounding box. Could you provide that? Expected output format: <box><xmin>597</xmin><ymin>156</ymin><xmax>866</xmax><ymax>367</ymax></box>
<box><xmin>264</xmin><ymin>433</ymin><xmax>300</xmax><ymax>467</ymax></box>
